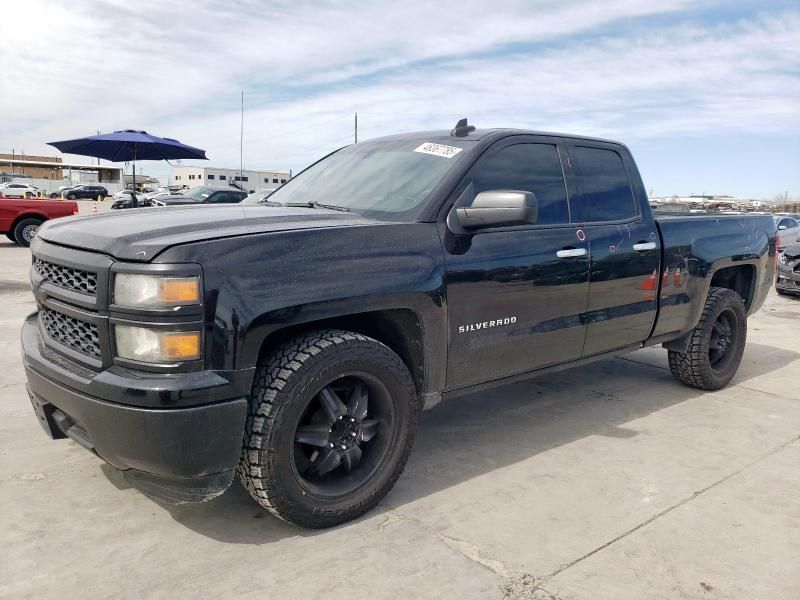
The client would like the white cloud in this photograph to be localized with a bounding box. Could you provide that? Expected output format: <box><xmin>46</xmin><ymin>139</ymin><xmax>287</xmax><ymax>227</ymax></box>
<box><xmin>1</xmin><ymin>0</ymin><xmax>798</xmax><ymax>184</ymax></box>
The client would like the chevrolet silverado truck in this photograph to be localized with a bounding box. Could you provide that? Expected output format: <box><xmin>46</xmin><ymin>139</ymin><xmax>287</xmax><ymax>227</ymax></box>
<box><xmin>22</xmin><ymin>121</ymin><xmax>776</xmax><ymax>528</ymax></box>
<box><xmin>0</xmin><ymin>195</ymin><xmax>78</xmax><ymax>246</ymax></box>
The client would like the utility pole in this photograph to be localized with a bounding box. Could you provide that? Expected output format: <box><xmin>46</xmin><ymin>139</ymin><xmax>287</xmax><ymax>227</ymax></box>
<box><xmin>354</xmin><ymin>112</ymin><xmax>358</xmax><ymax>144</ymax></box>
<box><xmin>240</xmin><ymin>91</ymin><xmax>244</xmax><ymax>182</ymax></box>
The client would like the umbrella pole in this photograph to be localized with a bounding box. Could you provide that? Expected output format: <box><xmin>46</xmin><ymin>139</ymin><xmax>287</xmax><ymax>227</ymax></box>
<box><xmin>132</xmin><ymin>147</ymin><xmax>137</xmax><ymax>208</ymax></box>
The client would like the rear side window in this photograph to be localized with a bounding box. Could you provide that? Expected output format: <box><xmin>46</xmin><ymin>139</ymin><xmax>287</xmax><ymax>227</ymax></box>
<box><xmin>470</xmin><ymin>143</ymin><xmax>569</xmax><ymax>225</ymax></box>
<box><xmin>570</xmin><ymin>146</ymin><xmax>636</xmax><ymax>222</ymax></box>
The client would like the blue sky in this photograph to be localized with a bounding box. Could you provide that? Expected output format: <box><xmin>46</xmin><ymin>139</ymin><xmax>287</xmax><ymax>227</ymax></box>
<box><xmin>1</xmin><ymin>0</ymin><xmax>798</xmax><ymax>198</ymax></box>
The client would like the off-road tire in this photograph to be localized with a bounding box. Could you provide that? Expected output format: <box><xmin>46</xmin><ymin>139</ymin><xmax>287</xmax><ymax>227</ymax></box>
<box><xmin>13</xmin><ymin>217</ymin><xmax>43</xmax><ymax>247</ymax></box>
<box><xmin>668</xmin><ymin>286</ymin><xmax>747</xmax><ymax>390</ymax></box>
<box><xmin>237</xmin><ymin>329</ymin><xmax>418</xmax><ymax>528</ymax></box>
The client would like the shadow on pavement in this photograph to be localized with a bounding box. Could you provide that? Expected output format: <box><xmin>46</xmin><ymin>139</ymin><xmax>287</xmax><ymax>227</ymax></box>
<box><xmin>135</xmin><ymin>340</ymin><xmax>798</xmax><ymax>544</ymax></box>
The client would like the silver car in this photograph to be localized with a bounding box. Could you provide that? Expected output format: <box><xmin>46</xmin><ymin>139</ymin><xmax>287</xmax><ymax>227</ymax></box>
<box><xmin>775</xmin><ymin>216</ymin><xmax>800</xmax><ymax>251</ymax></box>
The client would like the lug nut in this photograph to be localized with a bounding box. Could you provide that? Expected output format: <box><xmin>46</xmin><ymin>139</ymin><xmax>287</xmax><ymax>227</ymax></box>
<box><xmin>340</xmin><ymin>444</ymin><xmax>346</xmax><ymax>450</ymax></box>
<box><xmin>350</xmin><ymin>432</ymin><xmax>356</xmax><ymax>437</ymax></box>
<box><xmin>329</xmin><ymin>443</ymin><xmax>334</xmax><ymax>448</ymax></box>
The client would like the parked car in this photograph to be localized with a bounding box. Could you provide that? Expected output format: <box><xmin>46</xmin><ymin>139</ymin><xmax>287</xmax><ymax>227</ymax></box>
<box><xmin>110</xmin><ymin>197</ymin><xmax>165</xmax><ymax>210</ymax></box>
<box><xmin>59</xmin><ymin>184</ymin><xmax>108</xmax><ymax>200</ymax></box>
<box><xmin>776</xmin><ymin>241</ymin><xmax>800</xmax><ymax>296</ymax></box>
<box><xmin>774</xmin><ymin>215</ymin><xmax>800</xmax><ymax>250</ymax></box>
<box><xmin>158</xmin><ymin>185</ymin><xmax>248</xmax><ymax>205</ymax></box>
<box><xmin>0</xmin><ymin>182</ymin><xmax>40</xmax><ymax>198</ymax></box>
<box><xmin>0</xmin><ymin>196</ymin><xmax>78</xmax><ymax>245</ymax></box>
<box><xmin>48</xmin><ymin>185</ymin><xmax>77</xmax><ymax>199</ymax></box>
<box><xmin>240</xmin><ymin>188</ymin><xmax>279</xmax><ymax>205</ymax></box>
<box><xmin>22</xmin><ymin>123</ymin><xmax>776</xmax><ymax>528</ymax></box>
<box><xmin>144</xmin><ymin>190</ymin><xmax>181</xmax><ymax>201</ymax></box>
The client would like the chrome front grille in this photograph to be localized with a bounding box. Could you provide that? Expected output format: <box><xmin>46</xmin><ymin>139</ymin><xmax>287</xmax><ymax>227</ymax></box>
<box><xmin>33</xmin><ymin>258</ymin><xmax>97</xmax><ymax>296</ymax></box>
<box><xmin>39</xmin><ymin>305</ymin><xmax>101</xmax><ymax>358</ymax></box>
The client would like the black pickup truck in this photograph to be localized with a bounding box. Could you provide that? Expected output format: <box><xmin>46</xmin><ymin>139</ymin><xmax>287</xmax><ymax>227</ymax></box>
<box><xmin>22</xmin><ymin>122</ymin><xmax>776</xmax><ymax>528</ymax></box>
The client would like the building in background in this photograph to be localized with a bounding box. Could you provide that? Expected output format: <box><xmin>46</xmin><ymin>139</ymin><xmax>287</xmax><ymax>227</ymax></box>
<box><xmin>170</xmin><ymin>165</ymin><xmax>291</xmax><ymax>193</ymax></box>
<box><xmin>0</xmin><ymin>152</ymin><xmax>123</xmax><ymax>194</ymax></box>
<box><xmin>123</xmin><ymin>174</ymin><xmax>161</xmax><ymax>191</ymax></box>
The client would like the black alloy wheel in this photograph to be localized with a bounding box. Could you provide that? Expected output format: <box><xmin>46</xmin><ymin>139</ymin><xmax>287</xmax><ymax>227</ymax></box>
<box><xmin>292</xmin><ymin>375</ymin><xmax>391</xmax><ymax>497</ymax></box>
<box><xmin>237</xmin><ymin>329</ymin><xmax>418</xmax><ymax>528</ymax></box>
<box><xmin>668</xmin><ymin>286</ymin><xmax>747</xmax><ymax>390</ymax></box>
<box><xmin>708</xmin><ymin>308</ymin><xmax>739</xmax><ymax>374</ymax></box>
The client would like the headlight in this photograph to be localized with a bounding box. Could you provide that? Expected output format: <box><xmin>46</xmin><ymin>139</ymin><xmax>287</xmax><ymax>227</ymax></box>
<box><xmin>114</xmin><ymin>274</ymin><xmax>200</xmax><ymax>308</ymax></box>
<box><xmin>115</xmin><ymin>325</ymin><xmax>201</xmax><ymax>363</ymax></box>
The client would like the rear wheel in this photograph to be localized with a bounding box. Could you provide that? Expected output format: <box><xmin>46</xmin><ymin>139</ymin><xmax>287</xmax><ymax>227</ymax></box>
<box><xmin>668</xmin><ymin>287</ymin><xmax>747</xmax><ymax>390</ymax></box>
<box><xmin>24</xmin><ymin>192</ymin><xmax>33</xmax><ymax>199</ymax></box>
<box><xmin>13</xmin><ymin>218</ymin><xmax>43</xmax><ymax>247</ymax></box>
<box><xmin>237</xmin><ymin>329</ymin><xmax>418</xmax><ymax>528</ymax></box>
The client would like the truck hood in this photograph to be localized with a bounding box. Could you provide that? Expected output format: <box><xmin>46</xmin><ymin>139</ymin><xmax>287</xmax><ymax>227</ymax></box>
<box><xmin>37</xmin><ymin>204</ymin><xmax>374</xmax><ymax>261</ymax></box>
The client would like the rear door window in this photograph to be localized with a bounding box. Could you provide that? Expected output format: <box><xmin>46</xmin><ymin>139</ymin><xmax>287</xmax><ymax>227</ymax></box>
<box><xmin>569</xmin><ymin>146</ymin><xmax>637</xmax><ymax>222</ymax></box>
<box><xmin>470</xmin><ymin>143</ymin><xmax>569</xmax><ymax>225</ymax></box>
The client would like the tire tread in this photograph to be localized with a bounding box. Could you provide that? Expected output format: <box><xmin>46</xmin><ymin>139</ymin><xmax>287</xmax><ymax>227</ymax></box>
<box><xmin>236</xmin><ymin>329</ymin><xmax>416</xmax><ymax>528</ymax></box>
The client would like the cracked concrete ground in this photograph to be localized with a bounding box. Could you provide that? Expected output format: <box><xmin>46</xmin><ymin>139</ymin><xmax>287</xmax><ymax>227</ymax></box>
<box><xmin>1</xmin><ymin>234</ymin><xmax>798</xmax><ymax>599</ymax></box>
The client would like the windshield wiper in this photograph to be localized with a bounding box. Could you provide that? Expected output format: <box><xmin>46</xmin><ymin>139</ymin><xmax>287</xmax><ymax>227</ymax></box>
<box><xmin>285</xmin><ymin>201</ymin><xmax>350</xmax><ymax>212</ymax></box>
<box><xmin>257</xmin><ymin>199</ymin><xmax>282</xmax><ymax>206</ymax></box>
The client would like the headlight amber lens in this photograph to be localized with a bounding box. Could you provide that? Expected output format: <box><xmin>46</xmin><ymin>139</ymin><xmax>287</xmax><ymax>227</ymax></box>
<box><xmin>115</xmin><ymin>325</ymin><xmax>201</xmax><ymax>363</ymax></box>
<box><xmin>114</xmin><ymin>274</ymin><xmax>200</xmax><ymax>307</ymax></box>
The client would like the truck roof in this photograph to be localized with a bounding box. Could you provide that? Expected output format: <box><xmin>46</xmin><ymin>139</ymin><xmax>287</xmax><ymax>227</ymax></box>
<box><xmin>369</xmin><ymin>127</ymin><xmax>625</xmax><ymax>147</ymax></box>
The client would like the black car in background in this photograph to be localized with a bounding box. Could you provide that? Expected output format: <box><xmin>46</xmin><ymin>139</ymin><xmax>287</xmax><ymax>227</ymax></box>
<box><xmin>159</xmin><ymin>185</ymin><xmax>248</xmax><ymax>205</ymax></box>
<box><xmin>50</xmin><ymin>184</ymin><xmax>109</xmax><ymax>200</ymax></box>
<box><xmin>110</xmin><ymin>197</ymin><xmax>165</xmax><ymax>210</ymax></box>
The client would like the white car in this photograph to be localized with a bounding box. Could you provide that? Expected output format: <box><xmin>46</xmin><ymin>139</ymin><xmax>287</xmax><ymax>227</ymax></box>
<box><xmin>112</xmin><ymin>190</ymin><xmax>140</xmax><ymax>200</ymax></box>
<box><xmin>0</xmin><ymin>182</ymin><xmax>39</xmax><ymax>198</ymax></box>
<box><xmin>775</xmin><ymin>215</ymin><xmax>800</xmax><ymax>251</ymax></box>
<box><xmin>144</xmin><ymin>190</ymin><xmax>180</xmax><ymax>200</ymax></box>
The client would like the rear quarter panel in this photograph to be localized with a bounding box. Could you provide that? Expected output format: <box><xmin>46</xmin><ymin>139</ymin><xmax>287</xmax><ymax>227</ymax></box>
<box><xmin>652</xmin><ymin>214</ymin><xmax>775</xmax><ymax>339</ymax></box>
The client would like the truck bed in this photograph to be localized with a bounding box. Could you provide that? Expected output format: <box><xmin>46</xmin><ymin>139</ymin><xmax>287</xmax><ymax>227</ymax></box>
<box><xmin>651</xmin><ymin>212</ymin><xmax>775</xmax><ymax>341</ymax></box>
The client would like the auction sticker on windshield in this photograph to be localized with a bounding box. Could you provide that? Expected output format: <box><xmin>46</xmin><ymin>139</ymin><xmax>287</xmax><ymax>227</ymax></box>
<box><xmin>414</xmin><ymin>142</ymin><xmax>463</xmax><ymax>159</ymax></box>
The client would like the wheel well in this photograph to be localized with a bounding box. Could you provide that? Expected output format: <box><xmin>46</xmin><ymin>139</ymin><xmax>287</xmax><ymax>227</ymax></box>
<box><xmin>9</xmin><ymin>213</ymin><xmax>46</xmax><ymax>233</ymax></box>
<box><xmin>256</xmin><ymin>309</ymin><xmax>425</xmax><ymax>395</ymax></box>
<box><xmin>710</xmin><ymin>265</ymin><xmax>755</xmax><ymax>309</ymax></box>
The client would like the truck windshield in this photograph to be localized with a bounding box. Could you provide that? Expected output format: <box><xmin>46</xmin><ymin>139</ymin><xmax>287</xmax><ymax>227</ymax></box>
<box><xmin>263</xmin><ymin>138</ymin><xmax>476</xmax><ymax>219</ymax></box>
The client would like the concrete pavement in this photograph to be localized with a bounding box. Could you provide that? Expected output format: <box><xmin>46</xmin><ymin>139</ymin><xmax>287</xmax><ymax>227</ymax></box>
<box><xmin>0</xmin><ymin>237</ymin><xmax>798</xmax><ymax>599</ymax></box>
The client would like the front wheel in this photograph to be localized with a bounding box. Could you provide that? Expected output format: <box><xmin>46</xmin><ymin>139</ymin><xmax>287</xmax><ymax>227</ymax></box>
<box><xmin>237</xmin><ymin>329</ymin><xmax>418</xmax><ymax>528</ymax></box>
<box><xmin>67</xmin><ymin>193</ymin><xmax>77</xmax><ymax>200</ymax></box>
<box><xmin>13</xmin><ymin>217</ymin><xmax>43</xmax><ymax>247</ymax></box>
<box><xmin>668</xmin><ymin>287</ymin><xmax>747</xmax><ymax>390</ymax></box>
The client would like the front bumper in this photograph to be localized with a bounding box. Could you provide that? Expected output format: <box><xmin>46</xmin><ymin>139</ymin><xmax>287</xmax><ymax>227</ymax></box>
<box><xmin>776</xmin><ymin>261</ymin><xmax>800</xmax><ymax>295</ymax></box>
<box><xmin>22</xmin><ymin>314</ymin><xmax>249</xmax><ymax>503</ymax></box>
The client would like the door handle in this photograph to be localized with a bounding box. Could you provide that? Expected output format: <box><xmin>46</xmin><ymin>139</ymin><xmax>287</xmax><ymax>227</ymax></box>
<box><xmin>556</xmin><ymin>248</ymin><xmax>588</xmax><ymax>258</ymax></box>
<box><xmin>633</xmin><ymin>242</ymin><xmax>657</xmax><ymax>252</ymax></box>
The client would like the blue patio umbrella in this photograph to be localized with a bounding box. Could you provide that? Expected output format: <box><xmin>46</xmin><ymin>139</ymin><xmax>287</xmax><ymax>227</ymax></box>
<box><xmin>48</xmin><ymin>129</ymin><xmax>207</xmax><ymax>205</ymax></box>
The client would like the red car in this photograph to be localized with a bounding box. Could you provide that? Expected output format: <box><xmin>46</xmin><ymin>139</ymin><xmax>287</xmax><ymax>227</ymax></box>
<box><xmin>0</xmin><ymin>195</ymin><xmax>79</xmax><ymax>246</ymax></box>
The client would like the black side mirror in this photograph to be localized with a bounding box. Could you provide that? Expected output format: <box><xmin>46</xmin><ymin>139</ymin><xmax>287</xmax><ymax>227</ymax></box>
<box><xmin>450</xmin><ymin>190</ymin><xmax>538</xmax><ymax>231</ymax></box>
